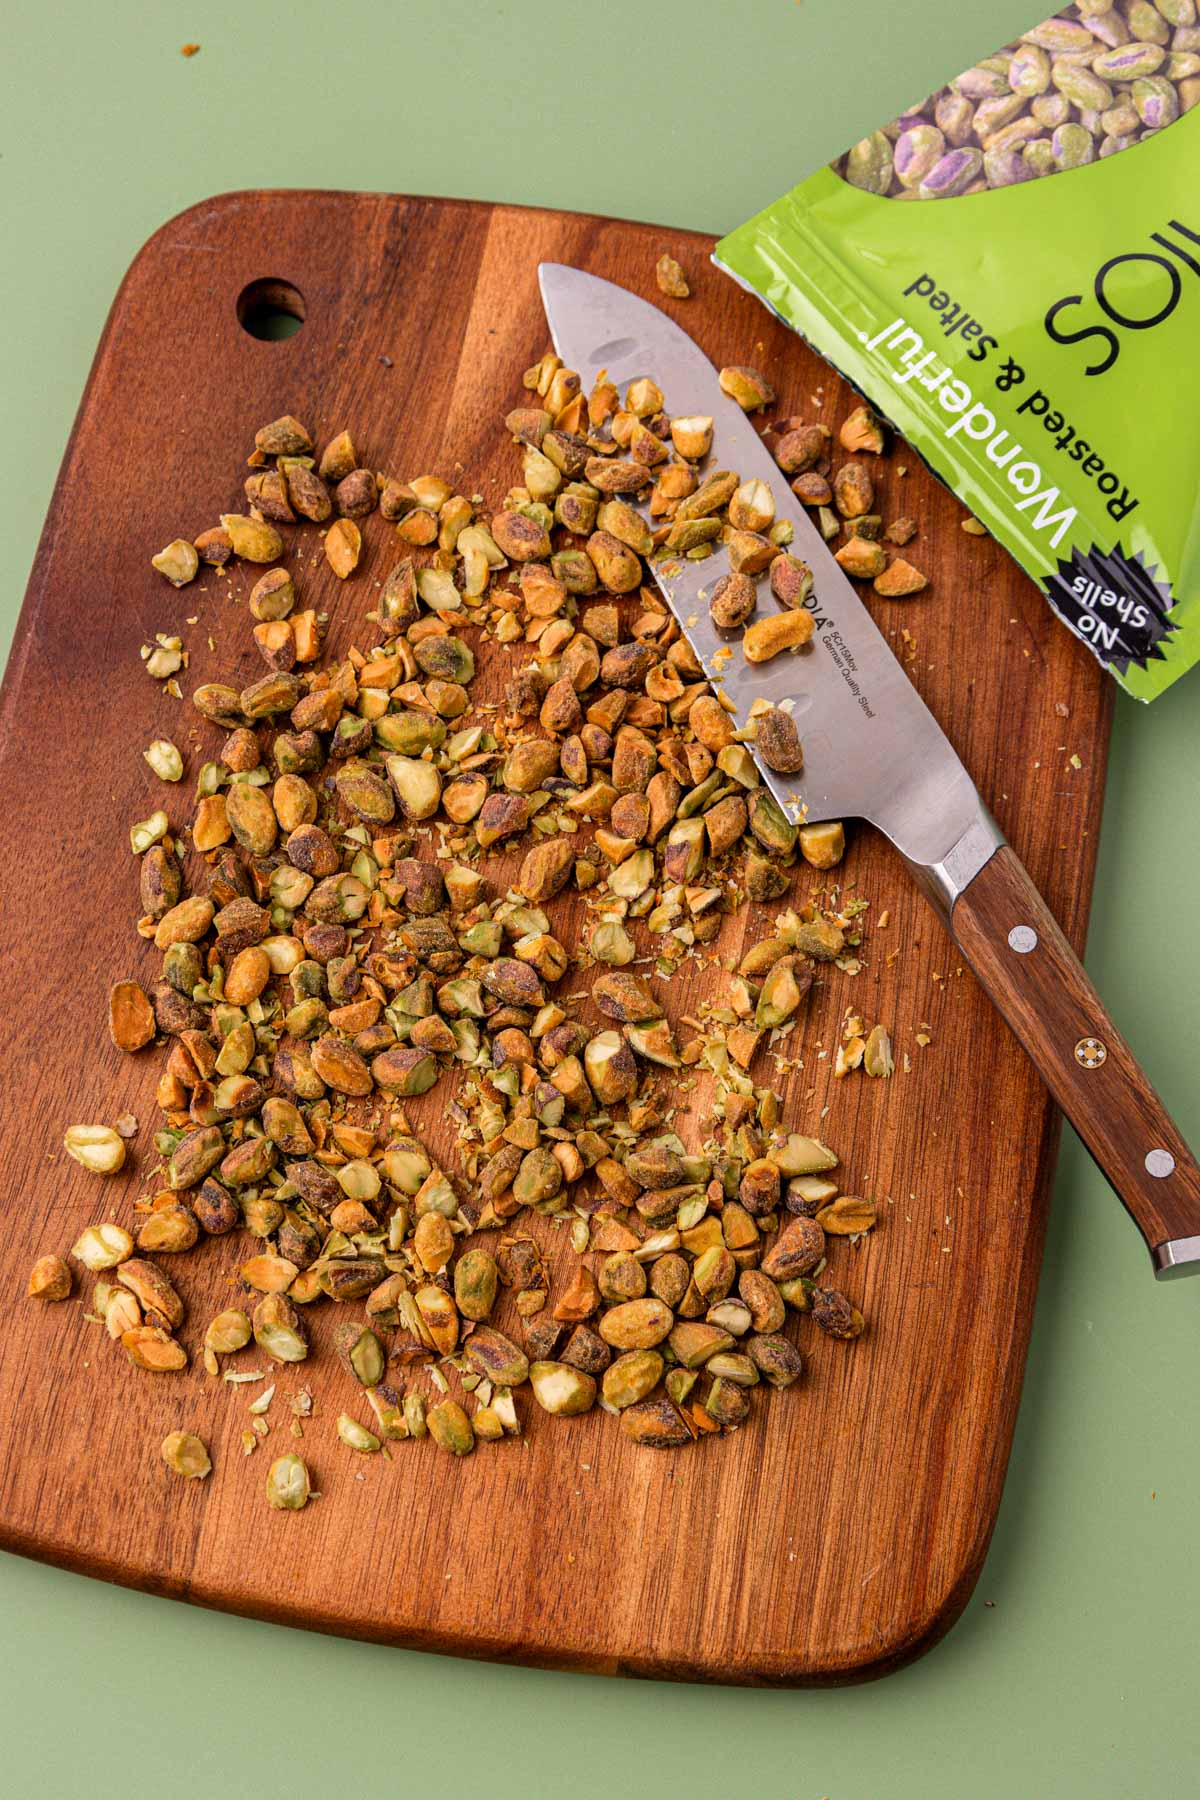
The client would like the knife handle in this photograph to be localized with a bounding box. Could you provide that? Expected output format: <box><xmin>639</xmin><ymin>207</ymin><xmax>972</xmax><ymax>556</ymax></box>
<box><xmin>949</xmin><ymin>845</ymin><xmax>1200</xmax><ymax>1278</ymax></box>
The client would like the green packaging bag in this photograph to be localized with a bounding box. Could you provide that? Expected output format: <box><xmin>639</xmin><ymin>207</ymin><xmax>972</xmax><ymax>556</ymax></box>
<box><xmin>715</xmin><ymin>5</ymin><xmax>1200</xmax><ymax>699</ymax></box>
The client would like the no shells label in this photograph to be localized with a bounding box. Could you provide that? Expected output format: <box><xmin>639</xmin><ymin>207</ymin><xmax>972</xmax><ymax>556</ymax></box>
<box><xmin>1043</xmin><ymin>543</ymin><xmax>1177</xmax><ymax>675</ymax></box>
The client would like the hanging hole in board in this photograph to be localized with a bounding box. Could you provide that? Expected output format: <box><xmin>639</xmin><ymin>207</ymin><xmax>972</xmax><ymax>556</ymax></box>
<box><xmin>237</xmin><ymin>278</ymin><xmax>306</xmax><ymax>341</ymax></box>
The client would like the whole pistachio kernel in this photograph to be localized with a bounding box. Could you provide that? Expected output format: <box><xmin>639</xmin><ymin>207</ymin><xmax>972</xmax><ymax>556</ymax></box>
<box><xmin>1133</xmin><ymin>74</ymin><xmax>1181</xmax><ymax>126</ymax></box>
<box><xmin>454</xmin><ymin>1248</ymin><xmax>499</xmax><ymax>1321</ymax></box>
<box><xmin>844</xmin><ymin>129</ymin><xmax>893</xmax><ymax>193</ymax></box>
<box><xmin>918</xmin><ymin>147</ymin><xmax>984</xmax><ymax>197</ymax></box>
<box><xmin>427</xmin><ymin>1399</ymin><xmax>475</xmax><ymax>1456</ymax></box>
<box><xmin>1051</xmin><ymin>122</ymin><xmax>1096</xmax><ymax>171</ymax></box>
<box><xmin>894</xmin><ymin>123</ymin><xmax>946</xmax><ymax>188</ymax></box>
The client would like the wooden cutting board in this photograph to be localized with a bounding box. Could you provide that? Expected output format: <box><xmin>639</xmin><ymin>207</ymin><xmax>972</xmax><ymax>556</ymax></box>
<box><xmin>0</xmin><ymin>191</ymin><xmax>1112</xmax><ymax>1683</ymax></box>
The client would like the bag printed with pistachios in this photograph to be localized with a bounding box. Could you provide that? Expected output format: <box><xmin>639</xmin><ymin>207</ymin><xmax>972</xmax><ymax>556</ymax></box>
<box><xmin>715</xmin><ymin>3</ymin><xmax>1200</xmax><ymax>699</ymax></box>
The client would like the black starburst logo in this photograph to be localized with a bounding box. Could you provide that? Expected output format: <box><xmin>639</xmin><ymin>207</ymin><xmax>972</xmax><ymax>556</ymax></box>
<box><xmin>1043</xmin><ymin>544</ymin><xmax>1177</xmax><ymax>676</ymax></box>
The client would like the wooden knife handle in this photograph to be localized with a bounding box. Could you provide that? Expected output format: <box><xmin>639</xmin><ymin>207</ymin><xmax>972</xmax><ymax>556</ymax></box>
<box><xmin>950</xmin><ymin>845</ymin><xmax>1200</xmax><ymax>1277</ymax></box>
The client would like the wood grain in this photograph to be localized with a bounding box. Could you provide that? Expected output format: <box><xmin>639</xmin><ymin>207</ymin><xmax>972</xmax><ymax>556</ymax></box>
<box><xmin>0</xmin><ymin>191</ymin><xmax>1113</xmax><ymax>1683</ymax></box>
<box><xmin>952</xmin><ymin>845</ymin><xmax>1200</xmax><ymax>1265</ymax></box>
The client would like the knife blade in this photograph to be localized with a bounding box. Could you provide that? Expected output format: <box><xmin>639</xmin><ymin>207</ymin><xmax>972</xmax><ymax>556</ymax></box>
<box><xmin>537</xmin><ymin>262</ymin><xmax>1200</xmax><ymax>1279</ymax></box>
<box><xmin>537</xmin><ymin>264</ymin><xmax>1000</xmax><ymax>898</ymax></box>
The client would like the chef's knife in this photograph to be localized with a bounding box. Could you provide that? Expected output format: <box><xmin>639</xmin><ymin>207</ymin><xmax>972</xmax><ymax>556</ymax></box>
<box><xmin>539</xmin><ymin>263</ymin><xmax>1200</xmax><ymax>1279</ymax></box>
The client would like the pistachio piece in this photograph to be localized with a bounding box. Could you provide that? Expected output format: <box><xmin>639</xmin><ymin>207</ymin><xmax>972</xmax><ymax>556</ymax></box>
<box><xmin>761</xmin><ymin>1216</ymin><xmax>826</xmax><ymax>1281</ymax></box>
<box><xmin>621</xmin><ymin>1396</ymin><xmax>691</xmax><ymax>1447</ymax></box>
<box><xmin>122</xmin><ymin>1327</ymin><xmax>187</xmax><ymax>1372</ymax></box>
<box><xmin>668</xmin><ymin>1320</ymin><xmax>735</xmax><ymax>1368</ymax></box>
<box><xmin>584</xmin><ymin>1030</ymin><xmax>638</xmax><ymax>1106</ymax></box>
<box><xmin>108</xmin><ymin>980</ymin><xmax>156</xmax><ymax>1053</ymax></box>
<box><xmin>655</xmin><ymin>253</ymin><xmax>690</xmax><ymax>297</ymax></box>
<box><xmin>266</xmin><ymin>1453</ymin><xmax>312</xmax><ymax>1508</ymax></box>
<box><xmin>816</xmin><ymin>1194</ymin><xmax>879</xmax><ymax>1235</ymax></box>
<box><xmin>874</xmin><ymin>558</ymin><xmax>928</xmax><ymax>597</ymax></box>
<box><xmin>709</xmin><ymin>571</ymin><xmax>757</xmax><ymax>630</ymax></box>
<box><xmin>465</xmin><ymin>1327</ymin><xmax>529</xmax><ymax>1388</ymax></box>
<box><xmin>670</xmin><ymin>415</ymin><xmax>714</xmax><ymax>460</ymax></box>
<box><xmin>835</xmin><ymin>536</ymin><xmax>888</xmax><ymax>579</ymax></box>
<box><xmin>256</xmin><ymin>415</ymin><xmax>312</xmax><ymax>456</ymax></box>
<box><xmin>161</xmin><ymin>1431</ymin><xmax>212</xmax><ymax>1478</ymax></box>
<box><xmin>529</xmin><ymin>1361</ymin><xmax>597</xmax><ymax>1416</ymax></box>
<box><xmin>337</xmin><ymin>1413</ymin><xmax>382</xmax><ymax>1453</ymax></box>
<box><xmin>810</xmin><ymin>1287</ymin><xmax>866</xmax><ymax>1340</ymax></box>
<box><xmin>205</xmin><ymin>1309</ymin><xmax>252</xmax><ymax>1356</ymax></box>
<box><xmin>718</xmin><ymin>365</ymin><xmax>775</xmax><ymax>411</ymax></box>
<box><xmin>598</xmin><ymin>1298</ymin><xmax>673</xmax><ymax>1351</ymax></box>
<box><xmin>386</xmin><ymin>754</ymin><xmax>442</xmax><ymax>821</ymax></box>
<box><xmin>324</xmin><ymin>517</ymin><xmax>362</xmax><ymax>578</ymax></box>
<box><xmin>755</xmin><ymin>707</ymin><xmax>804</xmax><ymax>774</ymax></box>
<box><xmin>64</xmin><ymin>1125</ymin><xmax>127</xmax><ymax>1176</ymax></box>
<box><xmin>742</xmin><ymin>610</ymin><xmax>814</xmax><ymax>662</ymax></box>
<box><xmin>220</xmin><ymin>513</ymin><xmax>283</xmax><ymax>562</ymax></box>
<box><xmin>151</xmin><ymin>539</ymin><xmax>200</xmax><ymax>586</ymax></box>
<box><xmin>798</xmin><ymin>821</ymin><xmax>845</xmax><ymax>869</ymax></box>
<box><xmin>255</xmin><ymin>1294</ymin><xmax>310</xmax><ymax>1364</ymax></box>
<box><xmin>28</xmin><ymin>1255</ymin><xmax>72</xmax><ymax>1301</ymax></box>
<box><xmin>706</xmin><ymin>1378</ymin><xmax>751</xmax><ymax>1427</ymax></box>
<box><xmin>863</xmin><ymin>1024</ymin><xmax>894</xmax><ymax>1079</ymax></box>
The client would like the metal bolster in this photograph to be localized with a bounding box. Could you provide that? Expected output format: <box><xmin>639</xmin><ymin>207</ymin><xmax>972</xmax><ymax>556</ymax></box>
<box><xmin>1152</xmin><ymin>1236</ymin><xmax>1200</xmax><ymax>1280</ymax></box>
<box><xmin>904</xmin><ymin>809</ymin><xmax>1007</xmax><ymax>920</ymax></box>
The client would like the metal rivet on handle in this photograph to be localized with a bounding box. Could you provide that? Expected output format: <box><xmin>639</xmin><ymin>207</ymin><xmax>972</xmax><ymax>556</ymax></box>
<box><xmin>1074</xmin><ymin>1037</ymin><xmax>1107</xmax><ymax>1069</ymax></box>
<box><xmin>1145</xmin><ymin>1149</ymin><xmax>1176</xmax><ymax>1179</ymax></box>
<box><xmin>1008</xmin><ymin>925</ymin><xmax>1038</xmax><ymax>954</ymax></box>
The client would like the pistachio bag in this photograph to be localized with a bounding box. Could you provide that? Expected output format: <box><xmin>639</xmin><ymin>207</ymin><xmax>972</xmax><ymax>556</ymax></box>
<box><xmin>715</xmin><ymin>4</ymin><xmax>1200</xmax><ymax>699</ymax></box>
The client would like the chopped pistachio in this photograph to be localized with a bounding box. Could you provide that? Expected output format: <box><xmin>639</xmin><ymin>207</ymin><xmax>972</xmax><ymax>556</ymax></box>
<box><xmin>266</xmin><ymin>1453</ymin><xmax>311</xmax><ymax>1508</ymax></box>
<box><xmin>64</xmin><ymin>1128</ymin><xmax>127</xmax><ymax>1177</ymax></box>
<box><xmin>161</xmin><ymin>1430</ymin><xmax>212</xmax><ymax>1479</ymax></box>
<box><xmin>143</xmin><ymin>739</ymin><xmax>184</xmax><ymax>782</ymax></box>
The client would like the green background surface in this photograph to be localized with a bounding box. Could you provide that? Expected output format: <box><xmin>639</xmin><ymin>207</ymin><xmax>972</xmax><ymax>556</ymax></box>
<box><xmin>1</xmin><ymin>4</ymin><xmax>1196</xmax><ymax>1796</ymax></box>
